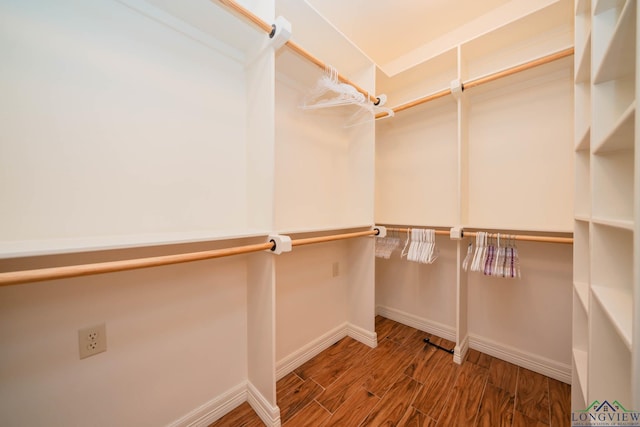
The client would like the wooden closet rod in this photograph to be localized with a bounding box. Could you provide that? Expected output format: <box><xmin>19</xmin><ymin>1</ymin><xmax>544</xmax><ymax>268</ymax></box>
<box><xmin>386</xmin><ymin>227</ymin><xmax>450</xmax><ymax>237</ymax></box>
<box><xmin>0</xmin><ymin>229</ymin><xmax>380</xmax><ymax>287</ymax></box>
<box><xmin>0</xmin><ymin>242</ymin><xmax>275</xmax><ymax>287</ymax></box>
<box><xmin>463</xmin><ymin>48</ymin><xmax>574</xmax><ymax>90</ymax></box>
<box><xmin>384</xmin><ymin>226</ymin><xmax>573</xmax><ymax>244</ymax></box>
<box><xmin>375</xmin><ymin>47</ymin><xmax>574</xmax><ymax>119</ymax></box>
<box><xmin>292</xmin><ymin>230</ymin><xmax>378</xmax><ymax>247</ymax></box>
<box><xmin>462</xmin><ymin>231</ymin><xmax>573</xmax><ymax>245</ymax></box>
<box><xmin>213</xmin><ymin>0</ymin><xmax>379</xmax><ymax>105</ymax></box>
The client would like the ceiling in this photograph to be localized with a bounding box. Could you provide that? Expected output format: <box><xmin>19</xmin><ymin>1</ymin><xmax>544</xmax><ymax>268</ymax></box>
<box><xmin>304</xmin><ymin>0</ymin><xmax>557</xmax><ymax>75</ymax></box>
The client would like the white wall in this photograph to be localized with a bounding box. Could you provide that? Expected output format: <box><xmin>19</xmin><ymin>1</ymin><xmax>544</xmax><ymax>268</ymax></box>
<box><xmin>274</xmin><ymin>57</ymin><xmax>374</xmax><ymax>231</ymax></box>
<box><xmin>375</xmin><ymin>99</ymin><xmax>458</xmax><ymax>227</ymax></box>
<box><xmin>376</xmin><ymin>238</ymin><xmax>458</xmax><ymax>333</ymax></box>
<box><xmin>467</xmin><ymin>241</ymin><xmax>573</xmax><ymax>367</ymax></box>
<box><xmin>466</xmin><ymin>58</ymin><xmax>575</xmax><ymax>232</ymax></box>
<box><xmin>0</xmin><ymin>0</ymin><xmax>248</xmax><ymax>244</ymax></box>
<box><xmin>0</xmin><ymin>1</ymin><xmax>264</xmax><ymax>425</ymax></box>
<box><xmin>275</xmin><ymin>241</ymin><xmax>349</xmax><ymax>361</ymax></box>
<box><xmin>0</xmin><ymin>244</ymin><xmax>249</xmax><ymax>426</ymax></box>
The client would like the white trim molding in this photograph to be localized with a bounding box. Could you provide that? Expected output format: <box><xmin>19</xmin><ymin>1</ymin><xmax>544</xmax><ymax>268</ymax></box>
<box><xmin>347</xmin><ymin>323</ymin><xmax>378</xmax><ymax>348</ymax></box>
<box><xmin>276</xmin><ymin>323</ymin><xmax>348</xmax><ymax>380</ymax></box>
<box><xmin>454</xmin><ymin>334</ymin><xmax>469</xmax><ymax>365</ymax></box>
<box><xmin>275</xmin><ymin>322</ymin><xmax>378</xmax><ymax>381</ymax></box>
<box><xmin>167</xmin><ymin>381</ymin><xmax>247</xmax><ymax>427</ymax></box>
<box><xmin>468</xmin><ymin>334</ymin><xmax>571</xmax><ymax>384</ymax></box>
<box><xmin>247</xmin><ymin>382</ymin><xmax>281</xmax><ymax>427</ymax></box>
<box><xmin>376</xmin><ymin>305</ymin><xmax>457</xmax><ymax>342</ymax></box>
<box><xmin>376</xmin><ymin>305</ymin><xmax>571</xmax><ymax>384</ymax></box>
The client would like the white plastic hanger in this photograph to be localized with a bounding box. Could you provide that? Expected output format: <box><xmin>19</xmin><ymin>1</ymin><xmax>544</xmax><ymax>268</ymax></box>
<box><xmin>343</xmin><ymin>97</ymin><xmax>395</xmax><ymax>128</ymax></box>
<box><xmin>301</xmin><ymin>65</ymin><xmax>366</xmax><ymax>110</ymax></box>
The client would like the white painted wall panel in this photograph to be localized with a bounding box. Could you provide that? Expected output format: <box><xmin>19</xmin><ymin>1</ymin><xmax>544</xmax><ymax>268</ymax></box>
<box><xmin>375</xmin><ymin>99</ymin><xmax>459</xmax><ymax>227</ymax></box>
<box><xmin>0</xmin><ymin>250</ymin><xmax>248</xmax><ymax>426</ymax></box>
<box><xmin>275</xmin><ymin>241</ymin><xmax>349</xmax><ymax>362</ymax></box>
<box><xmin>274</xmin><ymin>60</ymin><xmax>374</xmax><ymax>230</ymax></box>
<box><xmin>467</xmin><ymin>58</ymin><xmax>574</xmax><ymax>232</ymax></box>
<box><xmin>375</xmin><ymin>237</ymin><xmax>458</xmax><ymax>330</ymax></box>
<box><xmin>0</xmin><ymin>0</ymin><xmax>248</xmax><ymax>243</ymax></box>
<box><xmin>467</xmin><ymin>241</ymin><xmax>573</xmax><ymax>366</ymax></box>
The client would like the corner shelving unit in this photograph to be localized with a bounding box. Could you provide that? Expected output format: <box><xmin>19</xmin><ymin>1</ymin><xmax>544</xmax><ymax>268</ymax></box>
<box><xmin>573</xmin><ymin>0</ymin><xmax>638</xmax><ymax>411</ymax></box>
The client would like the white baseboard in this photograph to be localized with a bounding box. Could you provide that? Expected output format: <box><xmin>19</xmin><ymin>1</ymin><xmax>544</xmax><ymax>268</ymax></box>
<box><xmin>247</xmin><ymin>382</ymin><xmax>281</xmax><ymax>427</ymax></box>
<box><xmin>376</xmin><ymin>305</ymin><xmax>456</xmax><ymax>342</ymax></box>
<box><xmin>275</xmin><ymin>322</ymin><xmax>379</xmax><ymax>381</ymax></box>
<box><xmin>347</xmin><ymin>322</ymin><xmax>378</xmax><ymax>348</ymax></box>
<box><xmin>454</xmin><ymin>334</ymin><xmax>469</xmax><ymax>365</ymax></box>
<box><xmin>469</xmin><ymin>334</ymin><xmax>571</xmax><ymax>384</ymax></box>
<box><xmin>168</xmin><ymin>381</ymin><xmax>284</xmax><ymax>427</ymax></box>
<box><xmin>376</xmin><ymin>305</ymin><xmax>571</xmax><ymax>384</ymax></box>
<box><xmin>167</xmin><ymin>381</ymin><xmax>247</xmax><ymax>427</ymax></box>
<box><xmin>276</xmin><ymin>323</ymin><xmax>348</xmax><ymax>380</ymax></box>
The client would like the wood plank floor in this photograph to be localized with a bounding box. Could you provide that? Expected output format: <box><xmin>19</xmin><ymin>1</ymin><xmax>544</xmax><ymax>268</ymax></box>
<box><xmin>210</xmin><ymin>316</ymin><xmax>571</xmax><ymax>427</ymax></box>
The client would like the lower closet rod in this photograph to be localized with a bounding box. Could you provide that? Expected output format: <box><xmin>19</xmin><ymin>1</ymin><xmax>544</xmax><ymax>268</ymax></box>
<box><xmin>0</xmin><ymin>229</ymin><xmax>380</xmax><ymax>287</ymax></box>
<box><xmin>384</xmin><ymin>227</ymin><xmax>573</xmax><ymax>244</ymax></box>
<box><xmin>463</xmin><ymin>231</ymin><xmax>573</xmax><ymax>245</ymax></box>
<box><xmin>385</xmin><ymin>227</ymin><xmax>450</xmax><ymax>237</ymax></box>
<box><xmin>0</xmin><ymin>241</ymin><xmax>275</xmax><ymax>287</ymax></box>
<box><xmin>292</xmin><ymin>229</ymin><xmax>378</xmax><ymax>247</ymax></box>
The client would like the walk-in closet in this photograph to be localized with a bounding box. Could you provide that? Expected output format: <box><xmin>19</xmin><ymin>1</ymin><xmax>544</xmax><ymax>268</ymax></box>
<box><xmin>0</xmin><ymin>0</ymin><xmax>637</xmax><ymax>426</ymax></box>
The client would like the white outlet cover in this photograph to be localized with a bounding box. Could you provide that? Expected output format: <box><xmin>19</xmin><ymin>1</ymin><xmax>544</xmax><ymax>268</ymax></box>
<box><xmin>78</xmin><ymin>323</ymin><xmax>107</xmax><ymax>359</ymax></box>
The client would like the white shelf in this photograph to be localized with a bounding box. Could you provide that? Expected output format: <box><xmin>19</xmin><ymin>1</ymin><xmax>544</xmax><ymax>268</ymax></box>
<box><xmin>573</xmin><ymin>220</ymin><xmax>590</xmax><ymax>284</ymax></box>
<box><xmin>591</xmin><ymin>223</ymin><xmax>633</xmax><ymax>289</ymax></box>
<box><xmin>593</xmin><ymin>0</ymin><xmax>626</xmax><ymax>16</ymax></box>
<box><xmin>593</xmin><ymin>0</ymin><xmax>636</xmax><ymax>83</ymax></box>
<box><xmin>591</xmin><ymin>216</ymin><xmax>634</xmax><ymax>230</ymax></box>
<box><xmin>0</xmin><ymin>229</ymin><xmax>271</xmax><ymax>259</ymax></box>
<box><xmin>591</xmin><ymin>150</ymin><xmax>634</xmax><ymax>222</ymax></box>
<box><xmin>591</xmin><ymin>285</ymin><xmax>633</xmax><ymax>349</ymax></box>
<box><xmin>574</xmin><ymin>215</ymin><xmax>591</xmax><ymax>223</ymax></box>
<box><xmin>575</xmin><ymin>33</ymin><xmax>592</xmax><ymax>83</ymax></box>
<box><xmin>576</xmin><ymin>126</ymin><xmax>591</xmax><ymax>151</ymax></box>
<box><xmin>576</xmin><ymin>0</ymin><xmax>590</xmax><ymax>15</ymax></box>
<box><xmin>573</xmin><ymin>348</ymin><xmax>589</xmax><ymax>403</ymax></box>
<box><xmin>575</xmin><ymin>150</ymin><xmax>591</xmax><ymax>218</ymax></box>
<box><xmin>593</xmin><ymin>101</ymin><xmax>636</xmax><ymax>153</ymax></box>
<box><xmin>574</xmin><ymin>281</ymin><xmax>590</xmax><ymax>313</ymax></box>
<box><xmin>277</xmin><ymin>224</ymin><xmax>374</xmax><ymax>236</ymax></box>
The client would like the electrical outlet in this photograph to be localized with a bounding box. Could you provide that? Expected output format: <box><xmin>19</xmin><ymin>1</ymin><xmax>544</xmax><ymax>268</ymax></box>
<box><xmin>332</xmin><ymin>262</ymin><xmax>340</xmax><ymax>277</ymax></box>
<box><xmin>78</xmin><ymin>323</ymin><xmax>107</xmax><ymax>359</ymax></box>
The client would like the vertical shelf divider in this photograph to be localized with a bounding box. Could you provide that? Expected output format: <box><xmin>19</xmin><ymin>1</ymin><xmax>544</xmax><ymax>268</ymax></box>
<box><xmin>454</xmin><ymin>45</ymin><xmax>469</xmax><ymax>364</ymax></box>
